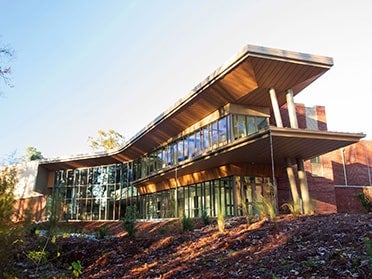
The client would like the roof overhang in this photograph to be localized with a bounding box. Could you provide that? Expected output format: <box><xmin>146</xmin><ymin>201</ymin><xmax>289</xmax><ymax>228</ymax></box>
<box><xmin>133</xmin><ymin>128</ymin><xmax>366</xmax><ymax>189</ymax></box>
<box><xmin>40</xmin><ymin>44</ymin><xmax>337</xmax><ymax>171</ymax></box>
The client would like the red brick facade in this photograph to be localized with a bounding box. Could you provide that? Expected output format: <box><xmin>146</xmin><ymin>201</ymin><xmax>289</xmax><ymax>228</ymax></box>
<box><xmin>276</xmin><ymin>104</ymin><xmax>371</xmax><ymax>214</ymax></box>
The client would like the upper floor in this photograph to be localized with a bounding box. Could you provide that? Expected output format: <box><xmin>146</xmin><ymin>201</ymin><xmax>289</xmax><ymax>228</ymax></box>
<box><xmin>37</xmin><ymin>44</ymin><xmax>364</xmax><ymax>192</ymax></box>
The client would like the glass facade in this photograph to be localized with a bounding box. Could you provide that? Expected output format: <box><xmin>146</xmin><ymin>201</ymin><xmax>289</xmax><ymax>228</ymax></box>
<box><xmin>50</xmin><ymin>112</ymin><xmax>270</xmax><ymax>221</ymax></box>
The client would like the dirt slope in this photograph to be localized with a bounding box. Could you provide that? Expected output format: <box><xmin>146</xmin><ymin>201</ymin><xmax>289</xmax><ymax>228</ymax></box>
<box><xmin>16</xmin><ymin>213</ymin><xmax>372</xmax><ymax>278</ymax></box>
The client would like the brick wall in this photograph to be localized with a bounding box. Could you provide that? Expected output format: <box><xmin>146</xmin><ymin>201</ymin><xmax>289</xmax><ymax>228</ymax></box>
<box><xmin>273</xmin><ymin>103</ymin><xmax>371</xmax><ymax>214</ymax></box>
<box><xmin>270</xmin><ymin>103</ymin><xmax>326</xmax><ymax>131</ymax></box>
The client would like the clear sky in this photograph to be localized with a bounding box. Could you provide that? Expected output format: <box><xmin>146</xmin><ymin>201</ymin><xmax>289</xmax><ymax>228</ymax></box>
<box><xmin>0</xmin><ymin>0</ymin><xmax>371</xmax><ymax>161</ymax></box>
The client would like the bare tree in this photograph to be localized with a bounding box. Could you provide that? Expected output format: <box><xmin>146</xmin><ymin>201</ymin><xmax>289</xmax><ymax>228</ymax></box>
<box><xmin>0</xmin><ymin>41</ymin><xmax>14</xmax><ymax>93</ymax></box>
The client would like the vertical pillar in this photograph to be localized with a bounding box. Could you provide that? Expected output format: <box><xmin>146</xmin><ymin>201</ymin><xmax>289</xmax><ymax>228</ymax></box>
<box><xmin>232</xmin><ymin>177</ymin><xmax>239</xmax><ymax>216</ymax></box>
<box><xmin>269</xmin><ymin>88</ymin><xmax>283</xmax><ymax>127</ymax></box>
<box><xmin>296</xmin><ymin>158</ymin><xmax>311</xmax><ymax>214</ymax></box>
<box><xmin>286</xmin><ymin>89</ymin><xmax>298</xmax><ymax>128</ymax></box>
<box><xmin>285</xmin><ymin>157</ymin><xmax>300</xmax><ymax>211</ymax></box>
<box><xmin>175</xmin><ymin>168</ymin><xmax>178</xmax><ymax>218</ymax></box>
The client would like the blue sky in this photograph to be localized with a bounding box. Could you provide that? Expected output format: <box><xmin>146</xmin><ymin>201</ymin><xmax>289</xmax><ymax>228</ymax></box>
<box><xmin>0</xmin><ymin>0</ymin><xmax>371</xmax><ymax>160</ymax></box>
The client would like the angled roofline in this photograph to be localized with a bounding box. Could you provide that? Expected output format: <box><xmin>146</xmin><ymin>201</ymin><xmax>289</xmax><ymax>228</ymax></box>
<box><xmin>40</xmin><ymin>44</ymin><xmax>336</xmax><ymax>170</ymax></box>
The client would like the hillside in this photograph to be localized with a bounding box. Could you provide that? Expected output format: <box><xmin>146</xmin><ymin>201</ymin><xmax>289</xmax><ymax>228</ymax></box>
<box><xmin>15</xmin><ymin>213</ymin><xmax>372</xmax><ymax>278</ymax></box>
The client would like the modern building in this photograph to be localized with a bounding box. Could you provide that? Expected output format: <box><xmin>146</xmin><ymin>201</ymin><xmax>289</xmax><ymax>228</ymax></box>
<box><xmin>24</xmin><ymin>44</ymin><xmax>369</xmax><ymax>221</ymax></box>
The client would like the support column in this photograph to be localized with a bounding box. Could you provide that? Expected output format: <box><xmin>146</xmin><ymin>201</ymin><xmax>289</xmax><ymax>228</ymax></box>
<box><xmin>285</xmin><ymin>158</ymin><xmax>300</xmax><ymax>212</ymax></box>
<box><xmin>286</xmin><ymin>89</ymin><xmax>298</xmax><ymax>128</ymax></box>
<box><xmin>175</xmin><ymin>168</ymin><xmax>178</xmax><ymax>218</ymax></box>
<box><xmin>232</xmin><ymin>177</ymin><xmax>239</xmax><ymax>216</ymax></box>
<box><xmin>296</xmin><ymin>158</ymin><xmax>311</xmax><ymax>214</ymax></box>
<box><xmin>269</xmin><ymin>88</ymin><xmax>283</xmax><ymax>127</ymax></box>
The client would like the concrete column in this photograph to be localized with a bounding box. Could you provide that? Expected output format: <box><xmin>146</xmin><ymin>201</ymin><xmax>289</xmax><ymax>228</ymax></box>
<box><xmin>285</xmin><ymin>157</ymin><xmax>300</xmax><ymax>211</ymax></box>
<box><xmin>286</xmin><ymin>89</ymin><xmax>298</xmax><ymax>128</ymax></box>
<box><xmin>296</xmin><ymin>158</ymin><xmax>311</xmax><ymax>214</ymax></box>
<box><xmin>269</xmin><ymin>88</ymin><xmax>283</xmax><ymax>127</ymax></box>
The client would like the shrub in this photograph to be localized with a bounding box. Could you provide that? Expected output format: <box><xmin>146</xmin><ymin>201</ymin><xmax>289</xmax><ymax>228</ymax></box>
<box><xmin>181</xmin><ymin>215</ymin><xmax>194</xmax><ymax>232</ymax></box>
<box><xmin>96</xmin><ymin>224</ymin><xmax>110</xmax><ymax>239</ymax></box>
<box><xmin>201</xmin><ymin>209</ymin><xmax>210</xmax><ymax>225</ymax></box>
<box><xmin>0</xmin><ymin>166</ymin><xmax>22</xmax><ymax>276</ymax></box>
<box><xmin>257</xmin><ymin>194</ymin><xmax>276</xmax><ymax>221</ymax></box>
<box><xmin>122</xmin><ymin>205</ymin><xmax>138</xmax><ymax>237</ymax></box>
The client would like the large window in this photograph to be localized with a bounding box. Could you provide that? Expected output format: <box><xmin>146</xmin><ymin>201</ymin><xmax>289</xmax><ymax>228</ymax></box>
<box><xmin>53</xmin><ymin>164</ymin><xmax>138</xmax><ymax>221</ymax></box>
<box><xmin>138</xmin><ymin>113</ymin><xmax>268</xmax><ymax>180</ymax></box>
<box><xmin>218</xmin><ymin>116</ymin><xmax>228</xmax><ymax>145</ymax></box>
<box><xmin>232</xmin><ymin>115</ymin><xmax>247</xmax><ymax>139</ymax></box>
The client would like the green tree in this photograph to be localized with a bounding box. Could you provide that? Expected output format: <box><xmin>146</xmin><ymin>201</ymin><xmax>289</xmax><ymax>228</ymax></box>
<box><xmin>24</xmin><ymin>146</ymin><xmax>44</xmax><ymax>161</ymax></box>
<box><xmin>88</xmin><ymin>129</ymin><xmax>125</xmax><ymax>151</ymax></box>
<box><xmin>0</xmin><ymin>166</ymin><xmax>19</xmax><ymax>275</ymax></box>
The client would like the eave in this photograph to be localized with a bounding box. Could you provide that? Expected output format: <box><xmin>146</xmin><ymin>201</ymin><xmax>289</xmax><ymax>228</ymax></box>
<box><xmin>133</xmin><ymin>128</ymin><xmax>365</xmax><ymax>192</ymax></box>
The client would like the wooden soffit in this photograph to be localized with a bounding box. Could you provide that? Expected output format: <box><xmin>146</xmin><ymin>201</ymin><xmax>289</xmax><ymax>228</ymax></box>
<box><xmin>133</xmin><ymin>128</ymin><xmax>365</xmax><ymax>193</ymax></box>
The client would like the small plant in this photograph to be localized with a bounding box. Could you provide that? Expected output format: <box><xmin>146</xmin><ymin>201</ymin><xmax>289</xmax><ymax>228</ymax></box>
<box><xmin>257</xmin><ymin>194</ymin><xmax>276</xmax><ymax>221</ymax></box>
<box><xmin>301</xmin><ymin>258</ymin><xmax>318</xmax><ymax>268</ymax></box>
<box><xmin>122</xmin><ymin>205</ymin><xmax>138</xmax><ymax>237</ymax></box>
<box><xmin>365</xmin><ymin>237</ymin><xmax>372</xmax><ymax>268</ymax></box>
<box><xmin>201</xmin><ymin>209</ymin><xmax>210</xmax><ymax>225</ymax></box>
<box><xmin>27</xmin><ymin>250</ymin><xmax>48</xmax><ymax>265</ymax></box>
<box><xmin>181</xmin><ymin>215</ymin><xmax>194</xmax><ymax>232</ymax></box>
<box><xmin>96</xmin><ymin>224</ymin><xmax>110</xmax><ymax>239</ymax></box>
<box><xmin>69</xmin><ymin>260</ymin><xmax>83</xmax><ymax>278</ymax></box>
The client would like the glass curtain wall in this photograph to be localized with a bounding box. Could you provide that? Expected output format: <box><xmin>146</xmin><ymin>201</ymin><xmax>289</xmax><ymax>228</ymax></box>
<box><xmin>141</xmin><ymin>114</ymin><xmax>268</xmax><ymax>179</ymax></box>
<box><xmin>53</xmin><ymin>169</ymin><xmax>273</xmax><ymax>221</ymax></box>
<box><xmin>53</xmin><ymin>163</ymin><xmax>138</xmax><ymax>221</ymax></box>
<box><xmin>140</xmin><ymin>177</ymin><xmax>235</xmax><ymax>219</ymax></box>
<box><xmin>235</xmin><ymin>176</ymin><xmax>275</xmax><ymax>217</ymax></box>
<box><xmin>51</xmin><ymin>112</ymin><xmax>269</xmax><ymax>221</ymax></box>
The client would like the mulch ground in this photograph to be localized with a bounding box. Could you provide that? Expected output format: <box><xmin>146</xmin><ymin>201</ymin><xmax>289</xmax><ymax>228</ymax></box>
<box><xmin>11</xmin><ymin>213</ymin><xmax>372</xmax><ymax>278</ymax></box>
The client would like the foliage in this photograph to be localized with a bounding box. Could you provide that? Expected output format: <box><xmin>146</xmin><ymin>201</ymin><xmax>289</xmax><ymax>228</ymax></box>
<box><xmin>96</xmin><ymin>224</ymin><xmax>110</xmax><ymax>239</ymax></box>
<box><xmin>201</xmin><ymin>209</ymin><xmax>210</xmax><ymax>225</ymax></box>
<box><xmin>69</xmin><ymin>260</ymin><xmax>83</xmax><ymax>278</ymax></box>
<box><xmin>27</xmin><ymin>249</ymin><xmax>48</xmax><ymax>265</ymax></box>
<box><xmin>88</xmin><ymin>129</ymin><xmax>125</xmax><ymax>152</ymax></box>
<box><xmin>365</xmin><ymin>237</ymin><xmax>372</xmax><ymax>268</ymax></box>
<box><xmin>0</xmin><ymin>166</ymin><xmax>17</xmax><ymax>223</ymax></box>
<box><xmin>181</xmin><ymin>215</ymin><xmax>194</xmax><ymax>232</ymax></box>
<box><xmin>45</xmin><ymin>188</ymin><xmax>62</xmax><ymax>234</ymax></box>
<box><xmin>357</xmin><ymin>191</ymin><xmax>372</xmax><ymax>212</ymax></box>
<box><xmin>24</xmin><ymin>146</ymin><xmax>44</xmax><ymax>161</ymax></box>
<box><xmin>122</xmin><ymin>205</ymin><xmax>138</xmax><ymax>237</ymax></box>
<box><xmin>257</xmin><ymin>194</ymin><xmax>277</xmax><ymax>221</ymax></box>
<box><xmin>0</xmin><ymin>166</ymin><xmax>20</xmax><ymax>275</ymax></box>
<box><xmin>16</xmin><ymin>233</ymin><xmax>62</xmax><ymax>278</ymax></box>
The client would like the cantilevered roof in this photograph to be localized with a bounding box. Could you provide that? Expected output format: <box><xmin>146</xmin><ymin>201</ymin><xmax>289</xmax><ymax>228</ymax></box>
<box><xmin>41</xmin><ymin>44</ymin><xmax>346</xmax><ymax>171</ymax></box>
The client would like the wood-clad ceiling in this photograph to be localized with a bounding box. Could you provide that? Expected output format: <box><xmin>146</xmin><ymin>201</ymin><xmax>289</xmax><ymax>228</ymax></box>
<box><xmin>41</xmin><ymin>44</ymin><xmax>360</xmax><ymax>172</ymax></box>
